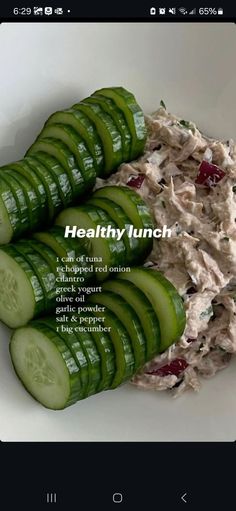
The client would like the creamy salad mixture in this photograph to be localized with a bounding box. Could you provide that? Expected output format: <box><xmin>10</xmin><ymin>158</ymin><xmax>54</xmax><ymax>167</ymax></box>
<box><xmin>96</xmin><ymin>104</ymin><xmax>236</xmax><ymax>396</ymax></box>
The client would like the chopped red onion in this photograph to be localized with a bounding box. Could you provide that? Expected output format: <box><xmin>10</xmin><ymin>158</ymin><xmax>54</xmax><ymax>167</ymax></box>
<box><xmin>195</xmin><ymin>161</ymin><xmax>225</xmax><ymax>187</ymax></box>
<box><xmin>127</xmin><ymin>174</ymin><xmax>145</xmax><ymax>189</ymax></box>
<box><xmin>146</xmin><ymin>358</ymin><xmax>188</xmax><ymax>377</ymax></box>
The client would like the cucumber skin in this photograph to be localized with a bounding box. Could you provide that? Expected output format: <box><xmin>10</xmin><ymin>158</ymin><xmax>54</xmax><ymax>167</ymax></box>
<box><xmin>32</xmin><ymin>152</ymin><xmax>74</xmax><ymax>207</ymax></box>
<box><xmin>0</xmin><ymin>171</ymin><xmax>30</xmax><ymax>236</ymax></box>
<box><xmin>80</xmin><ymin>310</ymin><xmax>116</xmax><ymax>391</ymax></box>
<box><xmin>38</xmin><ymin>123</ymin><xmax>96</xmax><ymax>179</ymax></box>
<box><xmin>90</xmin><ymin>291</ymin><xmax>146</xmax><ymax>370</ymax></box>
<box><xmin>0</xmin><ymin>175</ymin><xmax>24</xmax><ymax>239</ymax></box>
<box><xmin>27</xmin><ymin>238</ymin><xmax>64</xmax><ymax>281</ymax></box>
<box><xmin>2</xmin><ymin>160</ymin><xmax>48</xmax><ymax>223</ymax></box>
<box><xmin>1</xmin><ymin>244</ymin><xmax>45</xmax><ymax>317</ymax></box>
<box><xmin>34</xmin><ymin>226</ymin><xmax>77</xmax><ymax>263</ymax></box>
<box><xmin>14</xmin><ymin>242</ymin><xmax>56</xmax><ymax>312</ymax></box>
<box><xmin>93</xmin><ymin>185</ymin><xmax>153</xmax><ymax>259</ymax></box>
<box><xmin>73</xmin><ymin>326</ymin><xmax>101</xmax><ymax>396</ymax></box>
<box><xmin>26</xmin><ymin>137</ymin><xmax>87</xmax><ymax>196</ymax></box>
<box><xmin>72</xmin><ymin>102</ymin><xmax>123</xmax><ymax>175</ymax></box>
<box><xmin>95</xmin><ymin>87</ymin><xmax>147</xmax><ymax>159</ymax></box>
<box><xmin>87</xmin><ymin>196</ymin><xmax>141</xmax><ymax>265</ymax></box>
<box><xmin>55</xmin><ymin>203</ymin><xmax>127</xmax><ymax>280</ymax></box>
<box><xmin>102</xmin><ymin>278</ymin><xmax>161</xmax><ymax>359</ymax></box>
<box><xmin>7</xmin><ymin>170</ymin><xmax>41</xmax><ymax>231</ymax></box>
<box><xmin>88</xmin><ymin>304</ymin><xmax>135</xmax><ymax>389</ymax></box>
<box><xmin>78</xmin><ymin>203</ymin><xmax>127</xmax><ymax>266</ymax></box>
<box><xmin>33</xmin><ymin>226</ymin><xmax>94</xmax><ymax>282</ymax></box>
<box><xmin>45</xmin><ymin>109</ymin><xmax>104</xmax><ymax>175</ymax></box>
<box><xmin>85</xmin><ymin>95</ymin><xmax>131</xmax><ymax>161</ymax></box>
<box><xmin>28</xmin><ymin>322</ymin><xmax>83</xmax><ymax>407</ymax></box>
<box><xmin>118</xmin><ymin>267</ymin><xmax>186</xmax><ymax>351</ymax></box>
<box><xmin>147</xmin><ymin>269</ymin><xmax>186</xmax><ymax>340</ymax></box>
<box><xmin>36</xmin><ymin>317</ymin><xmax>89</xmax><ymax>399</ymax></box>
<box><xmin>25</xmin><ymin>155</ymin><xmax>62</xmax><ymax>220</ymax></box>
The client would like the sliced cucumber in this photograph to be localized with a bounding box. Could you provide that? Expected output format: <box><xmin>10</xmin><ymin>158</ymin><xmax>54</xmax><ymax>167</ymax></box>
<box><xmin>36</xmin><ymin>317</ymin><xmax>89</xmax><ymax>399</ymax></box>
<box><xmin>29</xmin><ymin>239</ymin><xmax>68</xmax><ymax>294</ymax></box>
<box><xmin>95</xmin><ymin>87</ymin><xmax>147</xmax><ymax>159</ymax></box>
<box><xmin>34</xmin><ymin>226</ymin><xmax>78</xmax><ymax>262</ymax></box>
<box><xmin>45</xmin><ymin>108</ymin><xmax>104</xmax><ymax>175</ymax></box>
<box><xmin>90</xmin><ymin>291</ymin><xmax>146</xmax><ymax>370</ymax></box>
<box><xmin>0</xmin><ymin>176</ymin><xmax>24</xmax><ymax>244</ymax></box>
<box><xmin>5</xmin><ymin>170</ymin><xmax>41</xmax><ymax>231</ymax></box>
<box><xmin>0</xmin><ymin>245</ymin><xmax>44</xmax><ymax>327</ymax></box>
<box><xmin>38</xmin><ymin>124</ymin><xmax>96</xmax><ymax>187</ymax></box>
<box><xmin>86</xmin><ymin>95</ymin><xmax>131</xmax><ymax>161</ymax></box>
<box><xmin>25</xmin><ymin>155</ymin><xmax>62</xmax><ymax>220</ymax></box>
<box><xmin>15</xmin><ymin>241</ymin><xmax>56</xmax><ymax>311</ymax></box>
<box><xmin>10</xmin><ymin>323</ymin><xmax>82</xmax><ymax>409</ymax></box>
<box><xmin>87</xmin><ymin>196</ymin><xmax>140</xmax><ymax>264</ymax></box>
<box><xmin>93</xmin><ymin>186</ymin><xmax>153</xmax><ymax>259</ymax></box>
<box><xmin>102</xmin><ymin>278</ymin><xmax>161</xmax><ymax>359</ymax></box>
<box><xmin>56</xmin><ymin>204</ymin><xmax>126</xmax><ymax>280</ymax></box>
<box><xmin>72</xmin><ymin>101</ymin><xmax>122</xmax><ymax>175</ymax></box>
<box><xmin>80</xmin><ymin>310</ymin><xmax>116</xmax><ymax>391</ymax></box>
<box><xmin>0</xmin><ymin>197</ymin><xmax>14</xmax><ymax>244</ymax></box>
<box><xmin>2</xmin><ymin>160</ymin><xmax>47</xmax><ymax>224</ymax></box>
<box><xmin>118</xmin><ymin>268</ymin><xmax>186</xmax><ymax>351</ymax></box>
<box><xmin>27</xmin><ymin>239</ymin><xmax>64</xmax><ymax>285</ymax></box>
<box><xmin>27</xmin><ymin>138</ymin><xmax>86</xmax><ymax>196</ymax></box>
<box><xmin>88</xmin><ymin>304</ymin><xmax>135</xmax><ymax>389</ymax></box>
<box><xmin>0</xmin><ymin>171</ymin><xmax>30</xmax><ymax>236</ymax></box>
<box><xmin>73</xmin><ymin>321</ymin><xmax>101</xmax><ymax>396</ymax></box>
<box><xmin>33</xmin><ymin>227</ymin><xmax>94</xmax><ymax>283</ymax></box>
<box><xmin>31</xmin><ymin>152</ymin><xmax>73</xmax><ymax>207</ymax></box>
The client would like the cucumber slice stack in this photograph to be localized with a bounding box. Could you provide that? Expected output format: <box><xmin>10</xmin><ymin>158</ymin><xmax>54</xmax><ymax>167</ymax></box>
<box><xmin>0</xmin><ymin>227</ymin><xmax>91</xmax><ymax>328</ymax></box>
<box><xmin>10</xmin><ymin>323</ymin><xmax>83</xmax><ymax>409</ymax></box>
<box><xmin>10</xmin><ymin>267</ymin><xmax>186</xmax><ymax>409</ymax></box>
<box><xmin>0</xmin><ymin>87</ymin><xmax>146</xmax><ymax>244</ymax></box>
<box><xmin>56</xmin><ymin>185</ymin><xmax>153</xmax><ymax>275</ymax></box>
<box><xmin>92</xmin><ymin>185</ymin><xmax>153</xmax><ymax>261</ymax></box>
<box><xmin>0</xmin><ymin>184</ymin><xmax>153</xmax><ymax>327</ymax></box>
<box><xmin>56</xmin><ymin>202</ymin><xmax>127</xmax><ymax>281</ymax></box>
<box><xmin>94</xmin><ymin>87</ymin><xmax>147</xmax><ymax>159</ymax></box>
<box><xmin>117</xmin><ymin>268</ymin><xmax>186</xmax><ymax>352</ymax></box>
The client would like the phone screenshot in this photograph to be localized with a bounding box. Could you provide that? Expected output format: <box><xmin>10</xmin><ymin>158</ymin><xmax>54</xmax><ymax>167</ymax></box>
<box><xmin>0</xmin><ymin>3</ymin><xmax>235</xmax><ymax>508</ymax></box>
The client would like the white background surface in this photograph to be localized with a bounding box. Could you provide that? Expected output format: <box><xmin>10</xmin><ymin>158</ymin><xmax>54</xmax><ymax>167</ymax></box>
<box><xmin>0</xmin><ymin>22</ymin><xmax>235</xmax><ymax>441</ymax></box>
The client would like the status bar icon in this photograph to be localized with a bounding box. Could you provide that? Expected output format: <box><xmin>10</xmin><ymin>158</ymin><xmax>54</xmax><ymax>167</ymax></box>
<box><xmin>33</xmin><ymin>6</ymin><xmax>43</xmax><ymax>15</ymax></box>
<box><xmin>150</xmin><ymin>7</ymin><xmax>156</xmax><ymax>15</ymax></box>
<box><xmin>44</xmin><ymin>7</ymin><xmax>53</xmax><ymax>15</ymax></box>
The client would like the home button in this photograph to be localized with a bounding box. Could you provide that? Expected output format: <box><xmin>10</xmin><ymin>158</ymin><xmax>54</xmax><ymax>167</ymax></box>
<box><xmin>112</xmin><ymin>492</ymin><xmax>123</xmax><ymax>504</ymax></box>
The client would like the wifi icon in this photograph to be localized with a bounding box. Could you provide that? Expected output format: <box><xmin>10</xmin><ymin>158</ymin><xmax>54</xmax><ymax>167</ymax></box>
<box><xmin>179</xmin><ymin>7</ymin><xmax>188</xmax><ymax>14</ymax></box>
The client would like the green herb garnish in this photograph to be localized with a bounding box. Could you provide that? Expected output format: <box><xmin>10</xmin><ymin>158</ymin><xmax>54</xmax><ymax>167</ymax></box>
<box><xmin>179</xmin><ymin>120</ymin><xmax>192</xmax><ymax>129</ymax></box>
<box><xmin>160</xmin><ymin>99</ymin><xmax>166</xmax><ymax>109</ymax></box>
<box><xmin>178</xmin><ymin>119</ymin><xmax>196</xmax><ymax>133</ymax></box>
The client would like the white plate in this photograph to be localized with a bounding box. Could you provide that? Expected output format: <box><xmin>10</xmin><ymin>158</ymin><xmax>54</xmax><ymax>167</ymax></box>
<box><xmin>0</xmin><ymin>22</ymin><xmax>235</xmax><ymax>441</ymax></box>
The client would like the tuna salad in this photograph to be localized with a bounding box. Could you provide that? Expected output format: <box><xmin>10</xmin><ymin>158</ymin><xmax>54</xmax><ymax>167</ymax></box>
<box><xmin>96</xmin><ymin>102</ymin><xmax>236</xmax><ymax>396</ymax></box>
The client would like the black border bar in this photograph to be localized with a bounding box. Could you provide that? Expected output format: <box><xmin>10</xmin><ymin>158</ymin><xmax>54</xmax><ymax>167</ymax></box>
<box><xmin>0</xmin><ymin>2</ymin><xmax>235</xmax><ymax>22</ymax></box>
<box><xmin>0</xmin><ymin>441</ymin><xmax>235</xmax><ymax>508</ymax></box>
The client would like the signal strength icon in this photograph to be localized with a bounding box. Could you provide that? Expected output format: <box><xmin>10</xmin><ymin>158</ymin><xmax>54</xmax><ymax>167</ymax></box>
<box><xmin>189</xmin><ymin>8</ymin><xmax>196</xmax><ymax>14</ymax></box>
<box><xmin>179</xmin><ymin>7</ymin><xmax>188</xmax><ymax>14</ymax></box>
